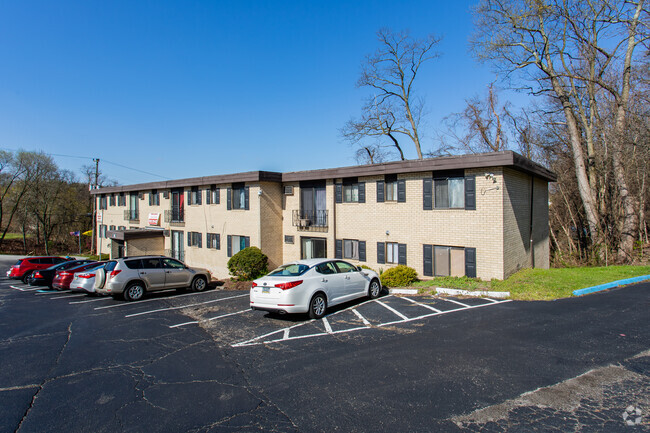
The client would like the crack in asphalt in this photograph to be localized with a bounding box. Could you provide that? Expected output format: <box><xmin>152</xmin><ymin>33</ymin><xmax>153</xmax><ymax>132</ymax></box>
<box><xmin>14</xmin><ymin>322</ymin><xmax>73</xmax><ymax>433</ymax></box>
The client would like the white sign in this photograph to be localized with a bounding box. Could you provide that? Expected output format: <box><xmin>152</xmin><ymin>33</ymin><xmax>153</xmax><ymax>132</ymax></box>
<box><xmin>148</xmin><ymin>213</ymin><xmax>161</xmax><ymax>226</ymax></box>
<box><xmin>96</xmin><ymin>212</ymin><xmax>103</xmax><ymax>223</ymax></box>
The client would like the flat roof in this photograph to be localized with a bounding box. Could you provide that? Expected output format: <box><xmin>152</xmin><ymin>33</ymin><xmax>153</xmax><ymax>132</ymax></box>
<box><xmin>92</xmin><ymin>151</ymin><xmax>555</xmax><ymax>195</ymax></box>
<box><xmin>107</xmin><ymin>228</ymin><xmax>165</xmax><ymax>241</ymax></box>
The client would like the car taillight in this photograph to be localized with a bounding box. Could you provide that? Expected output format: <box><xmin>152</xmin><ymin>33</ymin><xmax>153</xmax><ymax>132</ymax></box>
<box><xmin>59</xmin><ymin>272</ymin><xmax>71</xmax><ymax>277</ymax></box>
<box><xmin>34</xmin><ymin>272</ymin><xmax>43</xmax><ymax>278</ymax></box>
<box><xmin>275</xmin><ymin>280</ymin><xmax>303</xmax><ymax>290</ymax></box>
<box><xmin>109</xmin><ymin>270</ymin><xmax>121</xmax><ymax>279</ymax></box>
<box><xmin>251</xmin><ymin>282</ymin><xmax>257</xmax><ymax>288</ymax></box>
<box><xmin>79</xmin><ymin>274</ymin><xmax>93</xmax><ymax>279</ymax></box>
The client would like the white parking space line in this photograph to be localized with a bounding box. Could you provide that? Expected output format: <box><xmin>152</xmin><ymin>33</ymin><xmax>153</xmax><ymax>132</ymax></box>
<box><xmin>9</xmin><ymin>285</ymin><xmax>25</xmax><ymax>291</ymax></box>
<box><xmin>233</xmin><ymin>297</ymin><xmax>512</xmax><ymax>348</ymax></box>
<box><xmin>168</xmin><ymin>309</ymin><xmax>251</xmax><ymax>328</ymax></box>
<box><xmin>375</xmin><ymin>300</ymin><xmax>409</xmax><ymax>320</ymax></box>
<box><xmin>69</xmin><ymin>297</ymin><xmax>114</xmax><ymax>304</ymax></box>
<box><xmin>35</xmin><ymin>290</ymin><xmax>70</xmax><ymax>295</ymax></box>
<box><xmin>441</xmin><ymin>298</ymin><xmax>471</xmax><ymax>308</ymax></box>
<box><xmin>94</xmin><ymin>289</ymin><xmax>210</xmax><ymax>310</ymax></box>
<box><xmin>483</xmin><ymin>297</ymin><xmax>500</xmax><ymax>303</ymax></box>
<box><xmin>322</xmin><ymin>317</ymin><xmax>333</xmax><ymax>333</ymax></box>
<box><xmin>351</xmin><ymin>308</ymin><xmax>371</xmax><ymax>326</ymax></box>
<box><xmin>125</xmin><ymin>293</ymin><xmax>248</xmax><ymax>318</ymax></box>
<box><xmin>401</xmin><ymin>296</ymin><xmax>442</xmax><ymax>313</ymax></box>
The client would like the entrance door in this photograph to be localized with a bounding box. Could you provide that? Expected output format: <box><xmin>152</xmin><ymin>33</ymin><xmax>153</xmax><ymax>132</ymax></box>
<box><xmin>171</xmin><ymin>231</ymin><xmax>184</xmax><ymax>261</ymax></box>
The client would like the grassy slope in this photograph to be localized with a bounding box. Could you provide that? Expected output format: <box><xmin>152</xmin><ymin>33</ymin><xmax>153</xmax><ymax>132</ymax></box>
<box><xmin>413</xmin><ymin>265</ymin><xmax>650</xmax><ymax>300</ymax></box>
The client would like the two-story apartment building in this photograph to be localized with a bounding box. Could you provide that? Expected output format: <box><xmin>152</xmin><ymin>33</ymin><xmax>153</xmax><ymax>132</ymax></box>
<box><xmin>92</xmin><ymin>151</ymin><xmax>555</xmax><ymax>280</ymax></box>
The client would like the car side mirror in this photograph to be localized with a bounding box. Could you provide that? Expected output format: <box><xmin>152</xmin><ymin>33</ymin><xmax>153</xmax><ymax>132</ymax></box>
<box><xmin>357</xmin><ymin>266</ymin><xmax>363</xmax><ymax>272</ymax></box>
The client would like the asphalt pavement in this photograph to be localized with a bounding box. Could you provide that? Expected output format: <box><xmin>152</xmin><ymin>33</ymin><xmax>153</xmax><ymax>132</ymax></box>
<box><xmin>0</xmin><ymin>254</ymin><xmax>648</xmax><ymax>432</ymax></box>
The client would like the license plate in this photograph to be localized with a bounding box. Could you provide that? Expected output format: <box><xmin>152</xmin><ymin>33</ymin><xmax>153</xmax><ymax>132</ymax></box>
<box><xmin>262</xmin><ymin>287</ymin><xmax>270</xmax><ymax>294</ymax></box>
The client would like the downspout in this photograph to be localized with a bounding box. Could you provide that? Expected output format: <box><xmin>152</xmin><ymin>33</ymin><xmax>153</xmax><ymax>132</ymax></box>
<box><xmin>529</xmin><ymin>175</ymin><xmax>535</xmax><ymax>268</ymax></box>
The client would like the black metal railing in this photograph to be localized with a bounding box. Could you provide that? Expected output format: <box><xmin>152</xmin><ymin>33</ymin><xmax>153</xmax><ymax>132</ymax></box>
<box><xmin>124</xmin><ymin>209</ymin><xmax>139</xmax><ymax>221</ymax></box>
<box><xmin>164</xmin><ymin>208</ymin><xmax>184</xmax><ymax>223</ymax></box>
<box><xmin>292</xmin><ymin>209</ymin><xmax>328</xmax><ymax>231</ymax></box>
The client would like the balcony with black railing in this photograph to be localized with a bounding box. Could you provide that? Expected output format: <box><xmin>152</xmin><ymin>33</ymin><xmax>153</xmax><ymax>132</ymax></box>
<box><xmin>164</xmin><ymin>208</ymin><xmax>184</xmax><ymax>225</ymax></box>
<box><xmin>292</xmin><ymin>209</ymin><xmax>328</xmax><ymax>232</ymax></box>
<box><xmin>124</xmin><ymin>209</ymin><xmax>139</xmax><ymax>221</ymax></box>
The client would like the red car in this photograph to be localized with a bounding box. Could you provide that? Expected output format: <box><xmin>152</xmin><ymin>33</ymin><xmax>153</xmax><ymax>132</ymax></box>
<box><xmin>7</xmin><ymin>256</ymin><xmax>71</xmax><ymax>283</ymax></box>
<box><xmin>53</xmin><ymin>261</ymin><xmax>104</xmax><ymax>290</ymax></box>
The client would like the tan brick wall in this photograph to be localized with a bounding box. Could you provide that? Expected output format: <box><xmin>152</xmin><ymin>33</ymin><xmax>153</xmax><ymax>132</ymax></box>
<box><xmin>259</xmin><ymin>181</ymin><xmax>284</xmax><ymax>270</ymax></box>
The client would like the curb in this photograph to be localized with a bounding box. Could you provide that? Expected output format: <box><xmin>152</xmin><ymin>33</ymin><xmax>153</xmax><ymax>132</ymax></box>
<box><xmin>389</xmin><ymin>288</ymin><xmax>419</xmax><ymax>295</ymax></box>
<box><xmin>435</xmin><ymin>287</ymin><xmax>510</xmax><ymax>299</ymax></box>
<box><xmin>572</xmin><ymin>275</ymin><xmax>650</xmax><ymax>297</ymax></box>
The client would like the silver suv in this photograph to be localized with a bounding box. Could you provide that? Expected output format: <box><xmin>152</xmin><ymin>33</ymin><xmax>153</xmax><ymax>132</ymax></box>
<box><xmin>95</xmin><ymin>256</ymin><xmax>211</xmax><ymax>301</ymax></box>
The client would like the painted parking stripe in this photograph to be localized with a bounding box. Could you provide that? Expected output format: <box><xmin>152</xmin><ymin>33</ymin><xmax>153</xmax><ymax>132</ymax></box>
<box><xmin>94</xmin><ymin>289</ymin><xmax>213</xmax><ymax>310</ymax></box>
<box><xmin>375</xmin><ymin>300</ymin><xmax>409</xmax><ymax>320</ymax></box>
<box><xmin>322</xmin><ymin>317</ymin><xmax>333</xmax><ymax>333</ymax></box>
<box><xmin>51</xmin><ymin>294</ymin><xmax>86</xmax><ymax>299</ymax></box>
<box><xmin>401</xmin><ymin>296</ymin><xmax>442</xmax><ymax>313</ymax></box>
<box><xmin>168</xmin><ymin>309</ymin><xmax>250</xmax><ymax>328</ymax></box>
<box><xmin>35</xmin><ymin>290</ymin><xmax>70</xmax><ymax>295</ymax></box>
<box><xmin>70</xmin><ymin>297</ymin><xmax>113</xmax><ymax>304</ymax></box>
<box><xmin>483</xmin><ymin>297</ymin><xmax>500</xmax><ymax>303</ymax></box>
<box><xmin>441</xmin><ymin>298</ymin><xmax>471</xmax><ymax>308</ymax></box>
<box><xmin>233</xmin><ymin>298</ymin><xmax>512</xmax><ymax>348</ymax></box>
<box><xmin>124</xmin><ymin>293</ymin><xmax>248</xmax><ymax>318</ymax></box>
<box><xmin>9</xmin><ymin>285</ymin><xmax>25</xmax><ymax>291</ymax></box>
<box><xmin>351</xmin><ymin>308</ymin><xmax>371</xmax><ymax>326</ymax></box>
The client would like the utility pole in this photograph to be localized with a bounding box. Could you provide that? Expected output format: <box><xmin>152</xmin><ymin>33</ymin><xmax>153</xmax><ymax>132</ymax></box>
<box><xmin>91</xmin><ymin>158</ymin><xmax>99</xmax><ymax>256</ymax></box>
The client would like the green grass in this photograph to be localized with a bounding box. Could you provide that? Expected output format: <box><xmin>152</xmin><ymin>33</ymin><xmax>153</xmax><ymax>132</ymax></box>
<box><xmin>412</xmin><ymin>265</ymin><xmax>650</xmax><ymax>300</ymax></box>
<box><xmin>2</xmin><ymin>233</ymin><xmax>28</xmax><ymax>240</ymax></box>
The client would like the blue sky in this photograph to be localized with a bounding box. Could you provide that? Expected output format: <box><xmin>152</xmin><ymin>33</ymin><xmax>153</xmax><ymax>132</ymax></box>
<box><xmin>0</xmin><ymin>0</ymin><xmax>521</xmax><ymax>185</ymax></box>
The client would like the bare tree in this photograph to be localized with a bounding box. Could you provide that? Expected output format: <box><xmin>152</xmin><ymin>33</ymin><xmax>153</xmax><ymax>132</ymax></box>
<box><xmin>471</xmin><ymin>0</ymin><xmax>649</xmax><ymax>261</ymax></box>
<box><xmin>342</xmin><ymin>28</ymin><xmax>441</xmax><ymax>160</ymax></box>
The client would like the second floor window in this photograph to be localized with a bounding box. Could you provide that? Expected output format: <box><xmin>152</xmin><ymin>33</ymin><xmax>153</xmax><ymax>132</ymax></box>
<box><xmin>228</xmin><ymin>183</ymin><xmax>249</xmax><ymax>210</ymax></box>
<box><xmin>385</xmin><ymin>175</ymin><xmax>398</xmax><ymax>201</ymax></box>
<box><xmin>206</xmin><ymin>185</ymin><xmax>220</xmax><ymax>204</ymax></box>
<box><xmin>343</xmin><ymin>182</ymin><xmax>358</xmax><ymax>203</ymax></box>
<box><xmin>118</xmin><ymin>193</ymin><xmax>126</xmax><ymax>206</ymax></box>
<box><xmin>109</xmin><ymin>194</ymin><xmax>116</xmax><ymax>206</ymax></box>
<box><xmin>99</xmin><ymin>195</ymin><xmax>107</xmax><ymax>210</ymax></box>
<box><xmin>435</xmin><ymin>177</ymin><xmax>465</xmax><ymax>209</ymax></box>
<box><xmin>149</xmin><ymin>189</ymin><xmax>160</xmax><ymax>206</ymax></box>
<box><xmin>189</xmin><ymin>186</ymin><xmax>202</xmax><ymax>205</ymax></box>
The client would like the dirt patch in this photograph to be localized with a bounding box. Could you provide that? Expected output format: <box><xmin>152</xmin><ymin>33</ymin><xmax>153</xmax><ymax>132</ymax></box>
<box><xmin>213</xmin><ymin>279</ymin><xmax>251</xmax><ymax>291</ymax></box>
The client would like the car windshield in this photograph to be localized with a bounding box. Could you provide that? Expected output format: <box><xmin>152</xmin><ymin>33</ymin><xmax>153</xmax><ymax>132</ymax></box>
<box><xmin>268</xmin><ymin>264</ymin><xmax>309</xmax><ymax>277</ymax></box>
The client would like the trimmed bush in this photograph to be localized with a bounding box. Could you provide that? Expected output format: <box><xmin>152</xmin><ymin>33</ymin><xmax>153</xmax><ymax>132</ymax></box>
<box><xmin>380</xmin><ymin>265</ymin><xmax>418</xmax><ymax>287</ymax></box>
<box><xmin>227</xmin><ymin>247</ymin><xmax>268</xmax><ymax>281</ymax></box>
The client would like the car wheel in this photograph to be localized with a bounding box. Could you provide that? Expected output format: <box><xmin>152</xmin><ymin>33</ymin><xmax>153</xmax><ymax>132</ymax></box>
<box><xmin>123</xmin><ymin>283</ymin><xmax>145</xmax><ymax>302</ymax></box>
<box><xmin>308</xmin><ymin>293</ymin><xmax>327</xmax><ymax>320</ymax></box>
<box><xmin>368</xmin><ymin>279</ymin><xmax>381</xmax><ymax>299</ymax></box>
<box><xmin>191</xmin><ymin>276</ymin><xmax>207</xmax><ymax>292</ymax></box>
<box><xmin>22</xmin><ymin>271</ymin><xmax>33</xmax><ymax>284</ymax></box>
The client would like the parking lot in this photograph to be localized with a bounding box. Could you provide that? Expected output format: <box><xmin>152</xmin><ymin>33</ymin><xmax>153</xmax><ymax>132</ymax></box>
<box><xmin>1</xmin><ymin>257</ymin><xmax>648</xmax><ymax>432</ymax></box>
<box><xmin>6</xmin><ymin>278</ymin><xmax>511</xmax><ymax>348</ymax></box>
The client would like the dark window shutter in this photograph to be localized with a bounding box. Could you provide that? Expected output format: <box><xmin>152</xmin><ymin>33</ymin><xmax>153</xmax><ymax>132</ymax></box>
<box><xmin>376</xmin><ymin>181</ymin><xmax>385</xmax><ymax>203</ymax></box>
<box><xmin>423</xmin><ymin>178</ymin><xmax>433</xmax><ymax>210</ymax></box>
<box><xmin>465</xmin><ymin>175</ymin><xmax>476</xmax><ymax>210</ymax></box>
<box><xmin>359</xmin><ymin>241</ymin><xmax>366</xmax><ymax>262</ymax></box>
<box><xmin>335</xmin><ymin>239</ymin><xmax>342</xmax><ymax>259</ymax></box>
<box><xmin>244</xmin><ymin>236</ymin><xmax>250</xmax><ymax>248</ymax></box>
<box><xmin>187</xmin><ymin>191</ymin><xmax>191</xmax><ymax>205</ymax></box>
<box><xmin>206</xmin><ymin>189</ymin><xmax>211</xmax><ymax>205</ymax></box>
<box><xmin>423</xmin><ymin>244</ymin><xmax>433</xmax><ymax>276</ymax></box>
<box><xmin>397</xmin><ymin>179</ymin><xmax>406</xmax><ymax>203</ymax></box>
<box><xmin>335</xmin><ymin>183</ymin><xmax>342</xmax><ymax>203</ymax></box>
<box><xmin>188</xmin><ymin>232</ymin><xmax>192</xmax><ymax>247</ymax></box>
<box><xmin>216</xmin><ymin>233</ymin><xmax>220</xmax><ymax>250</ymax></box>
<box><xmin>377</xmin><ymin>242</ymin><xmax>385</xmax><ymax>264</ymax></box>
<box><xmin>358</xmin><ymin>182</ymin><xmax>365</xmax><ymax>203</ymax></box>
<box><xmin>465</xmin><ymin>247</ymin><xmax>476</xmax><ymax>278</ymax></box>
<box><xmin>198</xmin><ymin>233</ymin><xmax>202</xmax><ymax>248</ymax></box>
<box><xmin>398</xmin><ymin>243</ymin><xmax>407</xmax><ymax>265</ymax></box>
<box><xmin>226</xmin><ymin>188</ymin><xmax>232</xmax><ymax>210</ymax></box>
<box><xmin>227</xmin><ymin>235</ymin><xmax>232</xmax><ymax>257</ymax></box>
<box><xmin>244</xmin><ymin>187</ymin><xmax>250</xmax><ymax>210</ymax></box>
<box><xmin>216</xmin><ymin>188</ymin><xmax>220</xmax><ymax>204</ymax></box>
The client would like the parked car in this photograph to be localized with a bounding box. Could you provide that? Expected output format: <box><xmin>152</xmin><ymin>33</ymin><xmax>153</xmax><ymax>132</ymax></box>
<box><xmin>69</xmin><ymin>262</ymin><xmax>109</xmax><ymax>294</ymax></box>
<box><xmin>7</xmin><ymin>256</ymin><xmax>71</xmax><ymax>283</ymax></box>
<box><xmin>26</xmin><ymin>259</ymin><xmax>95</xmax><ymax>289</ymax></box>
<box><xmin>94</xmin><ymin>256</ymin><xmax>211</xmax><ymax>301</ymax></box>
<box><xmin>53</xmin><ymin>261</ymin><xmax>105</xmax><ymax>291</ymax></box>
<box><xmin>250</xmin><ymin>259</ymin><xmax>382</xmax><ymax>319</ymax></box>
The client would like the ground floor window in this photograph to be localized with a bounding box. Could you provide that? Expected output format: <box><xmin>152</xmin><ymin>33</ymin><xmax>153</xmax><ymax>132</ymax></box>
<box><xmin>423</xmin><ymin>245</ymin><xmax>476</xmax><ymax>278</ymax></box>
<box><xmin>228</xmin><ymin>235</ymin><xmax>250</xmax><ymax>257</ymax></box>
<box><xmin>344</xmin><ymin>239</ymin><xmax>359</xmax><ymax>260</ymax></box>
<box><xmin>188</xmin><ymin>232</ymin><xmax>202</xmax><ymax>248</ymax></box>
<box><xmin>386</xmin><ymin>242</ymin><xmax>399</xmax><ymax>264</ymax></box>
<box><xmin>207</xmin><ymin>233</ymin><xmax>220</xmax><ymax>249</ymax></box>
<box><xmin>301</xmin><ymin>237</ymin><xmax>326</xmax><ymax>259</ymax></box>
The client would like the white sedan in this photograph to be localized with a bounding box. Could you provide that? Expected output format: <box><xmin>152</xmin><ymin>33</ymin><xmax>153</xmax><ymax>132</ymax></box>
<box><xmin>250</xmin><ymin>259</ymin><xmax>382</xmax><ymax>319</ymax></box>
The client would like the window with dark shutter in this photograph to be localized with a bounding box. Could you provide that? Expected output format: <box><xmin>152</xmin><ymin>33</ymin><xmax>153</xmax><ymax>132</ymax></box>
<box><xmin>358</xmin><ymin>182</ymin><xmax>365</xmax><ymax>203</ymax></box>
<box><xmin>227</xmin><ymin>235</ymin><xmax>232</xmax><ymax>256</ymax></box>
<box><xmin>465</xmin><ymin>175</ymin><xmax>476</xmax><ymax>210</ymax></box>
<box><xmin>423</xmin><ymin>245</ymin><xmax>433</xmax><ymax>276</ymax></box>
<box><xmin>226</xmin><ymin>188</ymin><xmax>232</xmax><ymax>210</ymax></box>
<box><xmin>359</xmin><ymin>241</ymin><xmax>366</xmax><ymax>262</ymax></box>
<box><xmin>376</xmin><ymin>180</ymin><xmax>385</xmax><ymax>203</ymax></box>
<box><xmin>398</xmin><ymin>243</ymin><xmax>407</xmax><ymax>265</ymax></box>
<box><xmin>216</xmin><ymin>233</ymin><xmax>220</xmax><ymax>250</ymax></box>
<box><xmin>397</xmin><ymin>179</ymin><xmax>406</xmax><ymax>202</ymax></box>
<box><xmin>335</xmin><ymin>239</ymin><xmax>342</xmax><ymax>259</ymax></box>
<box><xmin>244</xmin><ymin>236</ymin><xmax>250</xmax><ymax>248</ymax></box>
<box><xmin>423</xmin><ymin>178</ymin><xmax>433</xmax><ymax>210</ymax></box>
<box><xmin>244</xmin><ymin>186</ymin><xmax>249</xmax><ymax>210</ymax></box>
<box><xmin>335</xmin><ymin>184</ymin><xmax>342</xmax><ymax>203</ymax></box>
<box><xmin>465</xmin><ymin>248</ymin><xmax>476</xmax><ymax>278</ymax></box>
<box><xmin>377</xmin><ymin>242</ymin><xmax>385</xmax><ymax>264</ymax></box>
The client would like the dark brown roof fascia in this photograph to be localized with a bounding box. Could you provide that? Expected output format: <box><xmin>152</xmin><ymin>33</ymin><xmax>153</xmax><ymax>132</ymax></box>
<box><xmin>107</xmin><ymin>229</ymin><xmax>165</xmax><ymax>241</ymax></box>
<box><xmin>92</xmin><ymin>170</ymin><xmax>282</xmax><ymax>195</ymax></box>
<box><xmin>281</xmin><ymin>151</ymin><xmax>556</xmax><ymax>182</ymax></box>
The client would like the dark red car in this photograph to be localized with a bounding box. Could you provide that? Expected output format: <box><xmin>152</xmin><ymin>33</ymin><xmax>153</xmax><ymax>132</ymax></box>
<box><xmin>7</xmin><ymin>256</ymin><xmax>70</xmax><ymax>283</ymax></box>
<box><xmin>53</xmin><ymin>261</ymin><xmax>104</xmax><ymax>291</ymax></box>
